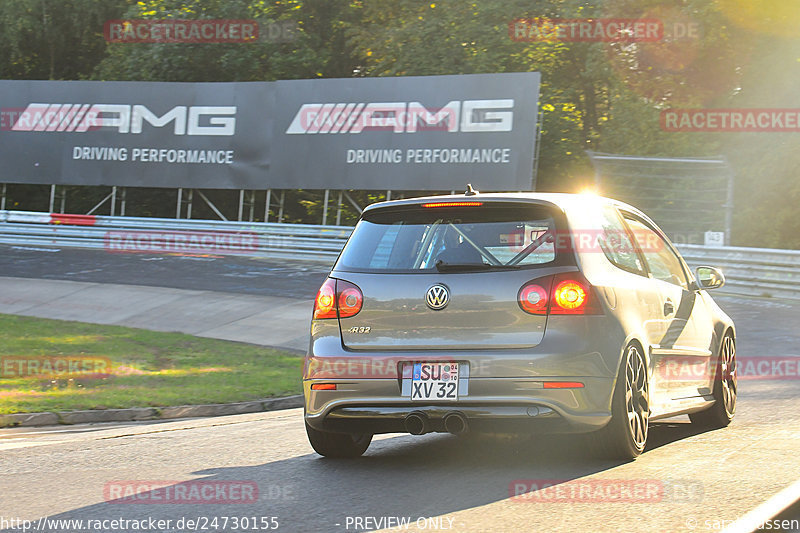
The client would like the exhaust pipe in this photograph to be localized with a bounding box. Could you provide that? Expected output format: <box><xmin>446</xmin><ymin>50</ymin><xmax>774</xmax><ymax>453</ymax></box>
<box><xmin>404</xmin><ymin>412</ymin><xmax>428</xmax><ymax>435</ymax></box>
<box><xmin>444</xmin><ymin>412</ymin><xmax>468</xmax><ymax>435</ymax></box>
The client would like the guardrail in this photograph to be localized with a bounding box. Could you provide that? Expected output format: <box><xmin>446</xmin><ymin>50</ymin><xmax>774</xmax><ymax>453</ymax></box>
<box><xmin>0</xmin><ymin>210</ymin><xmax>351</xmax><ymax>262</ymax></box>
<box><xmin>1</xmin><ymin>210</ymin><xmax>799</xmax><ymax>300</ymax></box>
<box><xmin>675</xmin><ymin>244</ymin><xmax>800</xmax><ymax>300</ymax></box>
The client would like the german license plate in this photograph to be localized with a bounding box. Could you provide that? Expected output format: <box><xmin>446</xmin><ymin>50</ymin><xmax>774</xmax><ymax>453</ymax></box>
<box><xmin>411</xmin><ymin>362</ymin><xmax>459</xmax><ymax>401</ymax></box>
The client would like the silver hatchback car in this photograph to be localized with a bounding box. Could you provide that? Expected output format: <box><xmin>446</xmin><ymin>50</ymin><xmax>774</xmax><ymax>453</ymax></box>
<box><xmin>303</xmin><ymin>191</ymin><xmax>737</xmax><ymax>459</ymax></box>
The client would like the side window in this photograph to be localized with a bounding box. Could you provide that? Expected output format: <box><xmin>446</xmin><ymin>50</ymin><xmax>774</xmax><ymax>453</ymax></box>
<box><xmin>595</xmin><ymin>207</ymin><xmax>646</xmax><ymax>275</ymax></box>
<box><xmin>623</xmin><ymin>215</ymin><xmax>689</xmax><ymax>290</ymax></box>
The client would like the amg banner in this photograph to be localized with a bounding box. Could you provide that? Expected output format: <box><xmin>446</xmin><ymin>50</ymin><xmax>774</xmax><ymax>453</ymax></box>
<box><xmin>0</xmin><ymin>73</ymin><xmax>540</xmax><ymax>190</ymax></box>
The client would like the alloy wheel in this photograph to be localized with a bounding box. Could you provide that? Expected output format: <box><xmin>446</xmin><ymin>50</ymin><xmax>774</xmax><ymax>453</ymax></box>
<box><xmin>625</xmin><ymin>345</ymin><xmax>649</xmax><ymax>450</ymax></box>
<box><xmin>719</xmin><ymin>336</ymin><xmax>737</xmax><ymax>416</ymax></box>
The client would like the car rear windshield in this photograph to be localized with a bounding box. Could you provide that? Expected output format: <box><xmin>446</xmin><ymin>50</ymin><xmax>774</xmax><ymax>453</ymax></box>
<box><xmin>335</xmin><ymin>202</ymin><xmax>569</xmax><ymax>273</ymax></box>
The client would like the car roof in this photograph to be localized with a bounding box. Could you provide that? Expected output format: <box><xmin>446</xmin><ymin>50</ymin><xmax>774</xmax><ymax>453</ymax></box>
<box><xmin>362</xmin><ymin>191</ymin><xmax>646</xmax><ymax>218</ymax></box>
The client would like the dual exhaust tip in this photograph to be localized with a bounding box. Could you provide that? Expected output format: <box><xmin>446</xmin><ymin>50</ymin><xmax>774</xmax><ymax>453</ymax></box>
<box><xmin>405</xmin><ymin>412</ymin><xmax>468</xmax><ymax>435</ymax></box>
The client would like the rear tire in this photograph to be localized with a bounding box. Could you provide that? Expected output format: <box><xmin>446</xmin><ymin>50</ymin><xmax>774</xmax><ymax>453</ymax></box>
<box><xmin>594</xmin><ymin>343</ymin><xmax>650</xmax><ymax>460</ymax></box>
<box><xmin>305</xmin><ymin>421</ymin><xmax>372</xmax><ymax>458</ymax></box>
<box><xmin>689</xmin><ymin>334</ymin><xmax>736</xmax><ymax>428</ymax></box>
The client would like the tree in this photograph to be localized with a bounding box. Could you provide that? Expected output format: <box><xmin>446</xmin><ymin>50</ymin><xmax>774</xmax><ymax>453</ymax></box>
<box><xmin>0</xmin><ymin>0</ymin><xmax>129</xmax><ymax>80</ymax></box>
<box><xmin>93</xmin><ymin>0</ymin><xmax>363</xmax><ymax>82</ymax></box>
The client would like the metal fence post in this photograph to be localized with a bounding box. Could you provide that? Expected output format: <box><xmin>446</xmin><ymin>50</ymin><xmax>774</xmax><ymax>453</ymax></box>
<box><xmin>186</xmin><ymin>189</ymin><xmax>194</xmax><ymax>219</ymax></box>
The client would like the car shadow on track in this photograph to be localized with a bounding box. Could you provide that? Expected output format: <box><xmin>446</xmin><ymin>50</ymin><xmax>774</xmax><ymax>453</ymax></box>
<box><xmin>7</xmin><ymin>422</ymin><xmax>716</xmax><ymax>533</ymax></box>
<box><xmin>644</xmin><ymin>420</ymin><xmax>720</xmax><ymax>452</ymax></box>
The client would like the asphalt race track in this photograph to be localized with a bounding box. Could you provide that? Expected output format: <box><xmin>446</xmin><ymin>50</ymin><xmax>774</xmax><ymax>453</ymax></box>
<box><xmin>1</xmin><ymin>244</ymin><xmax>800</xmax><ymax>533</ymax></box>
<box><xmin>0</xmin><ymin>244</ymin><xmax>327</xmax><ymax>299</ymax></box>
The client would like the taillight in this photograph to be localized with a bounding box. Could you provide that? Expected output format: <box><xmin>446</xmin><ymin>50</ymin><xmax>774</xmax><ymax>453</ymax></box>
<box><xmin>550</xmin><ymin>273</ymin><xmax>602</xmax><ymax>314</ymax></box>
<box><xmin>313</xmin><ymin>278</ymin><xmax>363</xmax><ymax>320</ymax></box>
<box><xmin>543</xmin><ymin>381</ymin><xmax>585</xmax><ymax>389</ymax></box>
<box><xmin>518</xmin><ymin>282</ymin><xmax>549</xmax><ymax>315</ymax></box>
<box><xmin>338</xmin><ymin>283</ymin><xmax>363</xmax><ymax>318</ymax></box>
<box><xmin>518</xmin><ymin>273</ymin><xmax>602</xmax><ymax>315</ymax></box>
<box><xmin>553</xmin><ymin>280</ymin><xmax>587</xmax><ymax>311</ymax></box>
<box><xmin>313</xmin><ymin>278</ymin><xmax>337</xmax><ymax>319</ymax></box>
<box><xmin>421</xmin><ymin>201</ymin><xmax>483</xmax><ymax>208</ymax></box>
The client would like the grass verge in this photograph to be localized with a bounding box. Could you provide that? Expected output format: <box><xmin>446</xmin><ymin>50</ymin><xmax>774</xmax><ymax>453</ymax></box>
<box><xmin>0</xmin><ymin>314</ymin><xmax>302</xmax><ymax>414</ymax></box>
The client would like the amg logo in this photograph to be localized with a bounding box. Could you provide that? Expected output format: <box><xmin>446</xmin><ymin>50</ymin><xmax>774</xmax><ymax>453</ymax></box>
<box><xmin>11</xmin><ymin>104</ymin><xmax>236</xmax><ymax>136</ymax></box>
<box><xmin>286</xmin><ymin>99</ymin><xmax>514</xmax><ymax>134</ymax></box>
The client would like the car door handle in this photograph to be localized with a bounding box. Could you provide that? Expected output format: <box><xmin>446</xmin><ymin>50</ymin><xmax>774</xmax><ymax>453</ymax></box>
<box><xmin>664</xmin><ymin>299</ymin><xmax>675</xmax><ymax>315</ymax></box>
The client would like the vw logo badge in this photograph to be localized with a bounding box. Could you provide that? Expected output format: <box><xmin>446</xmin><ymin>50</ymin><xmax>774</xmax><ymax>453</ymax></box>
<box><xmin>425</xmin><ymin>284</ymin><xmax>450</xmax><ymax>310</ymax></box>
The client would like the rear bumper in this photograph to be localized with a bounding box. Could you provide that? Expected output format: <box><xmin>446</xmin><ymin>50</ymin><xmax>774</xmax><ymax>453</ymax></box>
<box><xmin>304</xmin><ymin>313</ymin><xmax>626</xmax><ymax>435</ymax></box>
<box><xmin>303</xmin><ymin>376</ymin><xmax>615</xmax><ymax>435</ymax></box>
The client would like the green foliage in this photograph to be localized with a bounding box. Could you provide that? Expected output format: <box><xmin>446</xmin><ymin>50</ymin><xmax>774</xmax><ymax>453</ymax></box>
<box><xmin>0</xmin><ymin>0</ymin><xmax>130</xmax><ymax>80</ymax></box>
<box><xmin>0</xmin><ymin>0</ymin><xmax>797</xmax><ymax>247</ymax></box>
<box><xmin>93</xmin><ymin>0</ymin><xmax>362</xmax><ymax>81</ymax></box>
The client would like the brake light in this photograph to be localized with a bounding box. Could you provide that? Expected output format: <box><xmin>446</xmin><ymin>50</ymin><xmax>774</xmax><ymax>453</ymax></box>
<box><xmin>313</xmin><ymin>278</ymin><xmax>364</xmax><ymax>320</ymax></box>
<box><xmin>543</xmin><ymin>381</ymin><xmax>585</xmax><ymax>389</ymax></box>
<box><xmin>518</xmin><ymin>273</ymin><xmax>602</xmax><ymax>315</ymax></box>
<box><xmin>421</xmin><ymin>201</ymin><xmax>483</xmax><ymax>208</ymax></box>
<box><xmin>549</xmin><ymin>273</ymin><xmax>602</xmax><ymax>314</ymax></box>
<box><xmin>553</xmin><ymin>280</ymin><xmax>587</xmax><ymax>310</ymax></box>
<box><xmin>313</xmin><ymin>278</ymin><xmax>337</xmax><ymax>319</ymax></box>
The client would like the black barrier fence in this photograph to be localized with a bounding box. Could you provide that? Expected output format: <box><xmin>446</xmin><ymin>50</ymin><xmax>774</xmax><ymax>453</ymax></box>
<box><xmin>0</xmin><ymin>73</ymin><xmax>541</xmax><ymax>193</ymax></box>
<box><xmin>0</xmin><ymin>73</ymin><xmax>542</xmax><ymax>224</ymax></box>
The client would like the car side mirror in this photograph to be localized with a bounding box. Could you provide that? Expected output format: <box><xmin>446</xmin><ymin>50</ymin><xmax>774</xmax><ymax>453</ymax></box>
<box><xmin>693</xmin><ymin>266</ymin><xmax>725</xmax><ymax>291</ymax></box>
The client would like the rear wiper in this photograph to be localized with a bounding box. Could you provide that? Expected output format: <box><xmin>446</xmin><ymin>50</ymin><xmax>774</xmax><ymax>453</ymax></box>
<box><xmin>435</xmin><ymin>260</ymin><xmax>520</xmax><ymax>272</ymax></box>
